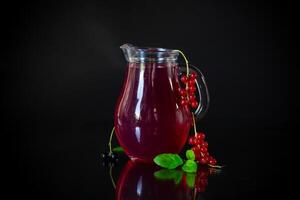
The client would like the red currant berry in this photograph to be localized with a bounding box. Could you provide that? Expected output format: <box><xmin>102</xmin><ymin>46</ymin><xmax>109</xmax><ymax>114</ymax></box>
<box><xmin>196</xmin><ymin>155</ymin><xmax>201</xmax><ymax>161</ymax></box>
<box><xmin>180</xmin><ymin>99</ymin><xmax>188</xmax><ymax>106</ymax></box>
<box><xmin>199</xmin><ymin>157</ymin><xmax>208</xmax><ymax>165</ymax></box>
<box><xmin>188</xmin><ymin>86</ymin><xmax>196</xmax><ymax>93</ymax></box>
<box><xmin>189</xmin><ymin>137</ymin><xmax>196</xmax><ymax>145</ymax></box>
<box><xmin>188</xmin><ymin>79</ymin><xmax>195</xmax><ymax>86</ymax></box>
<box><xmin>188</xmin><ymin>94</ymin><xmax>196</xmax><ymax>100</ymax></box>
<box><xmin>203</xmin><ymin>156</ymin><xmax>210</xmax><ymax>162</ymax></box>
<box><xmin>195</xmin><ymin>139</ymin><xmax>203</xmax><ymax>145</ymax></box>
<box><xmin>179</xmin><ymin>89</ymin><xmax>187</xmax><ymax>96</ymax></box>
<box><xmin>200</xmin><ymin>146</ymin><xmax>208</xmax><ymax>153</ymax></box>
<box><xmin>180</xmin><ymin>75</ymin><xmax>188</xmax><ymax>83</ymax></box>
<box><xmin>196</xmin><ymin>133</ymin><xmax>205</xmax><ymax>140</ymax></box>
<box><xmin>190</xmin><ymin>72</ymin><xmax>197</xmax><ymax>79</ymax></box>
<box><xmin>209</xmin><ymin>158</ymin><xmax>217</xmax><ymax>165</ymax></box>
<box><xmin>202</xmin><ymin>152</ymin><xmax>209</xmax><ymax>158</ymax></box>
<box><xmin>177</xmin><ymin>88</ymin><xmax>182</xmax><ymax>94</ymax></box>
<box><xmin>201</xmin><ymin>141</ymin><xmax>208</xmax><ymax>147</ymax></box>
<box><xmin>181</xmin><ymin>95</ymin><xmax>188</xmax><ymax>100</ymax></box>
<box><xmin>190</xmin><ymin>135</ymin><xmax>197</xmax><ymax>140</ymax></box>
<box><xmin>190</xmin><ymin>100</ymin><xmax>198</xmax><ymax>108</ymax></box>
<box><xmin>192</xmin><ymin>146</ymin><xmax>201</xmax><ymax>155</ymax></box>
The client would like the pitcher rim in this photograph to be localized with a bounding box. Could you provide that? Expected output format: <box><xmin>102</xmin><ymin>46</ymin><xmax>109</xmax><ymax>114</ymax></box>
<box><xmin>120</xmin><ymin>43</ymin><xmax>179</xmax><ymax>54</ymax></box>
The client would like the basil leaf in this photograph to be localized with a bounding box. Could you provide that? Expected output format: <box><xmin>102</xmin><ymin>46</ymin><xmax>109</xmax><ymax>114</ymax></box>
<box><xmin>154</xmin><ymin>169</ymin><xmax>183</xmax><ymax>184</ymax></box>
<box><xmin>182</xmin><ymin>160</ymin><xmax>198</xmax><ymax>173</ymax></box>
<box><xmin>186</xmin><ymin>173</ymin><xmax>196</xmax><ymax>188</ymax></box>
<box><xmin>112</xmin><ymin>146</ymin><xmax>124</xmax><ymax>153</ymax></box>
<box><xmin>153</xmin><ymin>154</ymin><xmax>183</xmax><ymax>169</ymax></box>
<box><xmin>186</xmin><ymin>150</ymin><xmax>195</xmax><ymax>161</ymax></box>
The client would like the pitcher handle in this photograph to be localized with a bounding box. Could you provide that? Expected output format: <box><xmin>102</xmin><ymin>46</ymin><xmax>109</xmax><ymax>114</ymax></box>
<box><xmin>190</xmin><ymin>64</ymin><xmax>210</xmax><ymax>120</ymax></box>
<box><xmin>180</xmin><ymin>64</ymin><xmax>210</xmax><ymax>120</ymax></box>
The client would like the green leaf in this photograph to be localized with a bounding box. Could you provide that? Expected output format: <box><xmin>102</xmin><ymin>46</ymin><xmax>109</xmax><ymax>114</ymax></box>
<box><xmin>154</xmin><ymin>169</ymin><xmax>183</xmax><ymax>184</ymax></box>
<box><xmin>153</xmin><ymin>154</ymin><xmax>183</xmax><ymax>169</ymax></box>
<box><xmin>112</xmin><ymin>146</ymin><xmax>124</xmax><ymax>153</ymax></box>
<box><xmin>186</xmin><ymin>173</ymin><xmax>196</xmax><ymax>188</ymax></box>
<box><xmin>182</xmin><ymin>160</ymin><xmax>198</xmax><ymax>173</ymax></box>
<box><xmin>186</xmin><ymin>150</ymin><xmax>195</xmax><ymax>161</ymax></box>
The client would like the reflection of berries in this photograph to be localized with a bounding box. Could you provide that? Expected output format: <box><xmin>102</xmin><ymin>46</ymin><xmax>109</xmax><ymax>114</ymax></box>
<box><xmin>195</xmin><ymin>167</ymin><xmax>210</xmax><ymax>193</ymax></box>
<box><xmin>198</xmin><ymin>168</ymin><xmax>209</xmax><ymax>179</ymax></box>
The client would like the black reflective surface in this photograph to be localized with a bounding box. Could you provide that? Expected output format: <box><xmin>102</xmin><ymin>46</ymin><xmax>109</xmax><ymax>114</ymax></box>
<box><xmin>6</xmin><ymin>125</ymin><xmax>287</xmax><ymax>199</ymax></box>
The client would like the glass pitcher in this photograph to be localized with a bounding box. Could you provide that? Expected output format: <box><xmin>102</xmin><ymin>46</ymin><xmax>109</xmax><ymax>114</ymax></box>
<box><xmin>114</xmin><ymin>44</ymin><xmax>209</xmax><ymax>162</ymax></box>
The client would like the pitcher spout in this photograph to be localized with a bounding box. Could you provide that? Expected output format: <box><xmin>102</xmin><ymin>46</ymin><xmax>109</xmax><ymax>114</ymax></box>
<box><xmin>120</xmin><ymin>43</ymin><xmax>136</xmax><ymax>50</ymax></box>
<box><xmin>120</xmin><ymin>43</ymin><xmax>138</xmax><ymax>62</ymax></box>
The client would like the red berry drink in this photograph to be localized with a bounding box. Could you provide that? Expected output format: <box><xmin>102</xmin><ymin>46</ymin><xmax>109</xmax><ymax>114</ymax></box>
<box><xmin>114</xmin><ymin>62</ymin><xmax>191</xmax><ymax>162</ymax></box>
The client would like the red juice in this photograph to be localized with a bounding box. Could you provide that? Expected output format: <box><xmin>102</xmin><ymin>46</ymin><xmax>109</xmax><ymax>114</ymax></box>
<box><xmin>114</xmin><ymin>62</ymin><xmax>191</xmax><ymax>162</ymax></box>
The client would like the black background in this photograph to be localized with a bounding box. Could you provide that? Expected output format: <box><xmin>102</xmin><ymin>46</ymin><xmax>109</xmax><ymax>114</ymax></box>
<box><xmin>3</xmin><ymin>0</ymin><xmax>290</xmax><ymax>199</ymax></box>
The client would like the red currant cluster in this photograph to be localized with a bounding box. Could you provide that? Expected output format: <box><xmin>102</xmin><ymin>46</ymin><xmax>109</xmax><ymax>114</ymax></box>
<box><xmin>189</xmin><ymin>132</ymin><xmax>217</xmax><ymax>165</ymax></box>
<box><xmin>179</xmin><ymin>72</ymin><xmax>198</xmax><ymax>108</ymax></box>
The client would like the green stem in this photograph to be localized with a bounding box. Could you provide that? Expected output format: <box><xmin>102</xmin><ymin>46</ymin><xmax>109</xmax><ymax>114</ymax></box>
<box><xmin>192</xmin><ymin>114</ymin><xmax>197</xmax><ymax>135</ymax></box>
<box><xmin>108</xmin><ymin>127</ymin><xmax>115</xmax><ymax>154</ymax></box>
<box><xmin>177</xmin><ymin>50</ymin><xmax>190</xmax><ymax>76</ymax></box>
<box><xmin>208</xmin><ymin>164</ymin><xmax>225</xmax><ymax>169</ymax></box>
<box><xmin>177</xmin><ymin>50</ymin><xmax>192</xmax><ymax>106</ymax></box>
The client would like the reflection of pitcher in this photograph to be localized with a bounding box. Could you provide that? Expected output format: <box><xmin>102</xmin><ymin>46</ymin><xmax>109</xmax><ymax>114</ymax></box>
<box><xmin>114</xmin><ymin>44</ymin><xmax>209</xmax><ymax>162</ymax></box>
<box><xmin>115</xmin><ymin>161</ymin><xmax>193</xmax><ymax>200</ymax></box>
